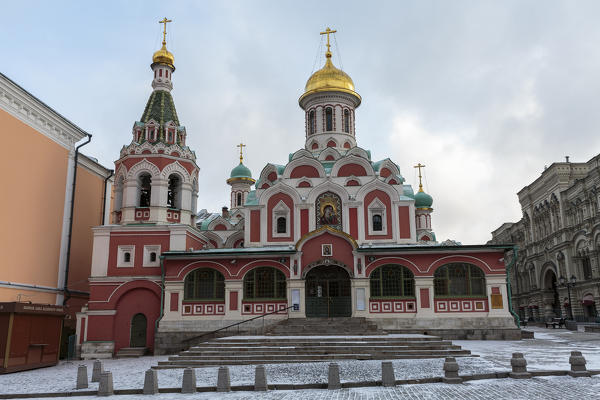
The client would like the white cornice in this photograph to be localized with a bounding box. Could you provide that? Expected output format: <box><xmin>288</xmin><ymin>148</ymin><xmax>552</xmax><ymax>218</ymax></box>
<box><xmin>0</xmin><ymin>72</ymin><xmax>88</xmax><ymax>150</ymax></box>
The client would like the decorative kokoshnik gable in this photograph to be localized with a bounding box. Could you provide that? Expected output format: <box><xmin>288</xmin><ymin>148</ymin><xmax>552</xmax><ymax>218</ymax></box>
<box><xmin>77</xmin><ymin>22</ymin><xmax>519</xmax><ymax>359</ymax></box>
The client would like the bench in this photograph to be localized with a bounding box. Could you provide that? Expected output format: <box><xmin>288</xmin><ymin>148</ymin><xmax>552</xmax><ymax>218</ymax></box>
<box><xmin>545</xmin><ymin>318</ymin><xmax>565</xmax><ymax>329</ymax></box>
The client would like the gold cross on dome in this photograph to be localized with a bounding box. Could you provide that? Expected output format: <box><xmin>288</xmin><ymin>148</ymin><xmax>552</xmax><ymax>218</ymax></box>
<box><xmin>414</xmin><ymin>163</ymin><xmax>426</xmax><ymax>192</ymax></box>
<box><xmin>320</xmin><ymin>27</ymin><xmax>337</xmax><ymax>54</ymax></box>
<box><xmin>237</xmin><ymin>143</ymin><xmax>246</xmax><ymax>163</ymax></box>
<box><xmin>159</xmin><ymin>17</ymin><xmax>172</xmax><ymax>45</ymax></box>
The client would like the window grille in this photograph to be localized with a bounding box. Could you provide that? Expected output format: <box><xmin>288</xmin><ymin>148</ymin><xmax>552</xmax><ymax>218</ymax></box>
<box><xmin>184</xmin><ymin>268</ymin><xmax>225</xmax><ymax>300</ymax></box>
<box><xmin>344</xmin><ymin>109</ymin><xmax>350</xmax><ymax>133</ymax></box>
<box><xmin>434</xmin><ymin>263</ymin><xmax>486</xmax><ymax>296</ymax></box>
<box><xmin>309</xmin><ymin>110</ymin><xmax>315</xmax><ymax>134</ymax></box>
<box><xmin>244</xmin><ymin>267</ymin><xmax>286</xmax><ymax>299</ymax></box>
<box><xmin>370</xmin><ymin>265</ymin><xmax>415</xmax><ymax>297</ymax></box>
<box><xmin>325</xmin><ymin>107</ymin><xmax>333</xmax><ymax>131</ymax></box>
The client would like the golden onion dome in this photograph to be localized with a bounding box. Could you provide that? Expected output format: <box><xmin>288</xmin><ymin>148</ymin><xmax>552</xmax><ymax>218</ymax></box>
<box><xmin>152</xmin><ymin>43</ymin><xmax>175</xmax><ymax>69</ymax></box>
<box><xmin>300</xmin><ymin>51</ymin><xmax>360</xmax><ymax>105</ymax></box>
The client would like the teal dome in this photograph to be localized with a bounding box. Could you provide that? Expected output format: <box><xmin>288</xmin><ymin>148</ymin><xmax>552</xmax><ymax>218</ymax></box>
<box><xmin>230</xmin><ymin>162</ymin><xmax>252</xmax><ymax>179</ymax></box>
<box><xmin>414</xmin><ymin>190</ymin><xmax>433</xmax><ymax>208</ymax></box>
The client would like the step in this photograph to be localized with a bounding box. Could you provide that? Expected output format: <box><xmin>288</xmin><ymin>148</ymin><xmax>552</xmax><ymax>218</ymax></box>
<box><xmin>115</xmin><ymin>347</ymin><xmax>147</xmax><ymax>358</ymax></box>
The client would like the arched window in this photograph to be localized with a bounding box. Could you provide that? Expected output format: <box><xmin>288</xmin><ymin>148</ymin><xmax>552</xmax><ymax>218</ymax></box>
<box><xmin>370</xmin><ymin>265</ymin><xmax>415</xmax><ymax>297</ymax></box>
<box><xmin>325</xmin><ymin>107</ymin><xmax>333</xmax><ymax>131</ymax></box>
<box><xmin>434</xmin><ymin>263</ymin><xmax>486</xmax><ymax>297</ymax></box>
<box><xmin>167</xmin><ymin>174</ymin><xmax>180</xmax><ymax>209</ymax></box>
<box><xmin>372</xmin><ymin>214</ymin><xmax>383</xmax><ymax>231</ymax></box>
<box><xmin>276</xmin><ymin>217</ymin><xmax>287</xmax><ymax>234</ymax></box>
<box><xmin>344</xmin><ymin>109</ymin><xmax>350</xmax><ymax>133</ymax></box>
<box><xmin>244</xmin><ymin>267</ymin><xmax>286</xmax><ymax>299</ymax></box>
<box><xmin>139</xmin><ymin>173</ymin><xmax>152</xmax><ymax>207</ymax></box>
<box><xmin>123</xmin><ymin>252</ymin><xmax>131</xmax><ymax>263</ymax></box>
<box><xmin>237</xmin><ymin>192</ymin><xmax>242</xmax><ymax>207</ymax></box>
<box><xmin>309</xmin><ymin>110</ymin><xmax>315</xmax><ymax>135</ymax></box>
<box><xmin>184</xmin><ymin>268</ymin><xmax>225</xmax><ymax>300</ymax></box>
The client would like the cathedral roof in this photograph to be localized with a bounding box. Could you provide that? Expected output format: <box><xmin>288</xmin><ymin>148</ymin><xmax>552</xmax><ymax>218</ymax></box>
<box><xmin>230</xmin><ymin>162</ymin><xmax>252</xmax><ymax>179</ymax></box>
<box><xmin>140</xmin><ymin>90</ymin><xmax>180</xmax><ymax>127</ymax></box>
<box><xmin>414</xmin><ymin>189</ymin><xmax>433</xmax><ymax>208</ymax></box>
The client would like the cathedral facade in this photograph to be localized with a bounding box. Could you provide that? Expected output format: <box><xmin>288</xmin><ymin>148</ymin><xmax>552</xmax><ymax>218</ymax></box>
<box><xmin>77</xmin><ymin>24</ymin><xmax>517</xmax><ymax>358</ymax></box>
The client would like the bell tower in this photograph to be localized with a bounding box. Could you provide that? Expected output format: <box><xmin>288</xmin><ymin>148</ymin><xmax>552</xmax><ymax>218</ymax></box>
<box><xmin>112</xmin><ymin>18</ymin><xmax>199</xmax><ymax>226</ymax></box>
<box><xmin>227</xmin><ymin>143</ymin><xmax>255</xmax><ymax>210</ymax></box>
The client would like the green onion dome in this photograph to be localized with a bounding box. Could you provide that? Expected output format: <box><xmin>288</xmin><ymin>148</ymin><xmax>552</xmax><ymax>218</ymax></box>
<box><xmin>227</xmin><ymin>162</ymin><xmax>255</xmax><ymax>185</ymax></box>
<box><xmin>414</xmin><ymin>190</ymin><xmax>433</xmax><ymax>208</ymax></box>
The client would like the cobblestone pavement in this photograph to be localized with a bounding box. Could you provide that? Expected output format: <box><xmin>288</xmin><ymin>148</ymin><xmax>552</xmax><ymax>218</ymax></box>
<box><xmin>21</xmin><ymin>375</ymin><xmax>600</xmax><ymax>400</ymax></box>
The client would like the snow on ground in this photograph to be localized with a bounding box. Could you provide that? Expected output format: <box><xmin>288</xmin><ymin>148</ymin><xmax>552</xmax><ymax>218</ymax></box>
<box><xmin>1</xmin><ymin>326</ymin><xmax>599</xmax><ymax>397</ymax></box>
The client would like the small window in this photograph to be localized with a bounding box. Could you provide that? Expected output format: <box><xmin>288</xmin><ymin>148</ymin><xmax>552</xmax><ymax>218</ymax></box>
<box><xmin>150</xmin><ymin>252</ymin><xmax>156</xmax><ymax>262</ymax></box>
<box><xmin>309</xmin><ymin>110</ymin><xmax>315</xmax><ymax>135</ymax></box>
<box><xmin>277</xmin><ymin>217</ymin><xmax>287</xmax><ymax>234</ymax></box>
<box><xmin>325</xmin><ymin>107</ymin><xmax>333</xmax><ymax>131</ymax></box>
<box><xmin>159</xmin><ymin>69</ymin><xmax>162</xmax><ymax>77</ymax></box>
<box><xmin>167</xmin><ymin>175</ymin><xmax>180</xmax><ymax>208</ymax></box>
<box><xmin>373</xmin><ymin>214</ymin><xmax>383</xmax><ymax>231</ymax></box>
<box><xmin>167</xmin><ymin>130</ymin><xmax>173</xmax><ymax>143</ymax></box>
<box><xmin>124</xmin><ymin>252</ymin><xmax>131</xmax><ymax>263</ymax></box>
<box><xmin>237</xmin><ymin>193</ymin><xmax>242</xmax><ymax>207</ymax></box>
<box><xmin>344</xmin><ymin>109</ymin><xmax>350</xmax><ymax>133</ymax></box>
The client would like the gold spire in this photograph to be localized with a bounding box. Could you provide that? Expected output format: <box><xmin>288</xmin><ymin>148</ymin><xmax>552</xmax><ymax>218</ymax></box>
<box><xmin>320</xmin><ymin>27</ymin><xmax>337</xmax><ymax>58</ymax></box>
<box><xmin>414</xmin><ymin>163</ymin><xmax>426</xmax><ymax>193</ymax></box>
<box><xmin>237</xmin><ymin>142</ymin><xmax>246</xmax><ymax>164</ymax></box>
<box><xmin>152</xmin><ymin>18</ymin><xmax>175</xmax><ymax>69</ymax></box>
<box><xmin>159</xmin><ymin>17</ymin><xmax>172</xmax><ymax>46</ymax></box>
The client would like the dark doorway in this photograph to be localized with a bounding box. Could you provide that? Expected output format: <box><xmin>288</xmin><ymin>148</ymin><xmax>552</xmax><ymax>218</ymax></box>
<box><xmin>305</xmin><ymin>265</ymin><xmax>351</xmax><ymax>317</ymax></box>
<box><xmin>130</xmin><ymin>313</ymin><xmax>147</xmax><ymax>348</ymax></box>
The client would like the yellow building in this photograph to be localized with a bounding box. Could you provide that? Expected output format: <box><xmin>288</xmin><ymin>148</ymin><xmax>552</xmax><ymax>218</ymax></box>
<box><xmin>0</xmin><ymin>72</ymin><xmax>112</xmax><ymax>326</ymax></box>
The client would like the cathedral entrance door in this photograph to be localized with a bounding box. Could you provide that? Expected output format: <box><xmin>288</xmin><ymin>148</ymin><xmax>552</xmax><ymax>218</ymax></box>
<box><xmin>130</xmin><ymin>313</ymin><xmax>147</xmax><ymax>347</ymax></box>
<box><xmin>305</xmin><ymin>265</ymin><xmax>351</xmax><ymax>317</ymax></box>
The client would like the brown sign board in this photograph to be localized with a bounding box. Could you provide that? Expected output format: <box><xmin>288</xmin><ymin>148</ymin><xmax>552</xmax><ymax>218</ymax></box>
<box><xmin>0</xmin><ymin>302</ymin><xmax>65</xmax><ymax>316</ymax></box>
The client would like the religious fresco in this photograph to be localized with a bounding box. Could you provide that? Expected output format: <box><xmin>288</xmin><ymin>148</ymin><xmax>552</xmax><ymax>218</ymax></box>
<box><xmin>316</xmin><ymin>192</ymin><xmax>342</xmax><ymax>231</ymax></box>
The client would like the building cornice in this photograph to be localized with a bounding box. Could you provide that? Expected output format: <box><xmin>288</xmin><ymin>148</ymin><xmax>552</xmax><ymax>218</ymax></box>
<box><xmin>0</xmin><ymin>72</ymin><xmax>88</xmax><ymax>150</ymax></box>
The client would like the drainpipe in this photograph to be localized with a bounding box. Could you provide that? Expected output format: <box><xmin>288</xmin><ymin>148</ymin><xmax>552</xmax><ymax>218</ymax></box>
<box><xmin>155</xmin><ymin>255</ymin><xmax>166</xmax><ymax>332</ymax></box>
<box><xmin>62</xmin><ymin>134</ymin><xmax>92</xmax><ymax>306</ymax></box>
<box><xmin>505</xmin><ymin>245</ymin><xmax>520</xmax><ymax>328</ymax></box>
<box><xmin>101</xmin><ymin>169</ymin><xmax>114</xmax><ymax>225</ymax></box>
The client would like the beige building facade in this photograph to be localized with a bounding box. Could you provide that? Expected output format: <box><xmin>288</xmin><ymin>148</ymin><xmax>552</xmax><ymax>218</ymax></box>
<box><xmin>490</xmin><ymin>155</ymin><xmax>600</xmax><ymax>322</ymax></box>
<box><xmin>0</xmin><ymin>72</ymin><xmax>112</xmax><ymax>326</ymax></box>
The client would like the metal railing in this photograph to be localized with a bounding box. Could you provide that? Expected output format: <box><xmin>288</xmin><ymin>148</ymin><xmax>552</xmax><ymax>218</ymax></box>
<box><xmin>182</xmin><ymin>305</ymin><xmax>294</xmax><ymax>347</ymax></box>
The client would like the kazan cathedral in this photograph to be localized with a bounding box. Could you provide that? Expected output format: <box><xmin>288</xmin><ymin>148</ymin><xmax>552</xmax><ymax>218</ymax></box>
<box><xmin>77</xmin><ymin>24</ymin><xmax>518</xmax><ymax>358</ymax></box>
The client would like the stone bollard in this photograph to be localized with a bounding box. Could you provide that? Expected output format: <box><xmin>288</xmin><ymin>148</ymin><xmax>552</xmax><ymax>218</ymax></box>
<box><xmin>76</xmin><ymin>365</ymin><xmax>88</xmax><ymax>389</ymax></box>
<box><xmin>381</xmin><ymin>361</ymin><xmax>395</xmax><ymax>387</ymax></box>
<box><xmin>569</xmin><ymin>351</ymin><xmax>591</xmax><ymax>377</ymax></box>
<box><xmin>143</xmin><ymin>369</ymin><xmax>159</xmax><ymax>395</ymax></box>
<box><xmin>91</xmin><ymin>360</ymin><xmax>103</xmax><ymax>383</ymax></box>
<box><xmin>328</xmin><ymin>363</ymin><xmax>341</xmax><ymax>390</ymax></box>
<box><xmin>509</xmin><ymin>353</ymin><xmax>531</xmax><ymax>379</ymax></box>
<box><xmin>254</xmin><ymin>365</ymin><xmax>268</xmax><ymax>391</ymax></box>
<box><xmin>181</xmin><ymin>367</ymin><xmax>197</xmax><ymax>394</ymax></box>
<box><xmin>98</xmin><ymin>371</ymin><xmax>114</xmax><ymax>396</ymax></box>
<box><xmin>442</xmin><ymin>357</ymin><xmax>462</xmax><ymax>384</ymax></box>
<box><xmin>217</xmin><ymin>366</ymin><xmax>231</xmax><ymax>392</ymax></box>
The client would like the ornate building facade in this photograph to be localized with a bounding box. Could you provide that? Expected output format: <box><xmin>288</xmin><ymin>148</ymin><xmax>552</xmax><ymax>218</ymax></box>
<box><xmin>77</xmin><ymin>24</ymin><xmax>517</xmax><ymax>358</ymax></box>
<box><xmin>490</xmin><ymin>156</ymin><xmax>600</xmax><ymax>322</ymax></box>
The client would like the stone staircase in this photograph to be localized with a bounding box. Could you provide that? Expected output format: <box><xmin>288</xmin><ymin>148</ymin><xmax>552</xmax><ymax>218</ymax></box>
<box><xmin>266</xmin><ymin>317</ymin><xmax>383</xmax><ymax>336</ymax></box>
<box><xmin>155</xmin><ymin>318</ymin><xmax>473</xmax><ymax>368</ymax></box>
<box><xmin>115</xmin><ymin>347</ymin><xmax>147</xmax><ymax>358</ymax></box>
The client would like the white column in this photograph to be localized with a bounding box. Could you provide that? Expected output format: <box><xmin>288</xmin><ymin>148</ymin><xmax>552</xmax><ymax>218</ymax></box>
<box><xmin>414</xmin><ymin>277</ymin><xmax>435</xmax><ymax>317</ymax></box>
<box><xmin>225</xmin><ymin>280</ymin><xmax>243</xmax><ymax>319</ymax></box>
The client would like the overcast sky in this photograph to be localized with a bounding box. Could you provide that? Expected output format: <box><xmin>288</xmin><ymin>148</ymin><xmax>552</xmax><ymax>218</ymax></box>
<box><xmin>5</xmin><ymin>1</ymin><xmax>600</xmax><ymax>244</ymax></box>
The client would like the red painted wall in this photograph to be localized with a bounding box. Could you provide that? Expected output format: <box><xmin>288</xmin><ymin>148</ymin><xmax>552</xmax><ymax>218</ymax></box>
<box><xmin>300</xmin><ymin>232</ymin><xmax>354</xmax><ymax>275</ymax></box>
<box><xmin>349</xmin><ymin>207</ymin><xmax>358</xmax><ymax>239</ymax></box>
<box><xmin>398</xmin><ymin>206</ymin><xmax>411</xmax><ymax>239</ymax></box>
<box><xmin>300</xmin><ymin>209</ymin><xmax>309</xmax><ymax>237</ymax></box>
<box><xmin>380</xmin><ymin>168</ymin><xmax>391</xmax><ymax>178</ymax></box>
<box><xmin>107</xmin><ymin>231</ymin><xmax>170</xmax><ymax>276</ymax></box>
<box><xmin>121</xmin><ymin>156</ymin><xmax>197</xmax><ymax>175</ymax></box>
<box><xmin>113</xmin><ymin>287</ymin><xmax>160</xmax><ymax>352</ymax></box>
<box><xmin>267</xmin><ymin>192</ymin><xmax>294</xmax><ymax>242</ymax></box>
<box><xmin>364</xmin><ymin>190</ymin><xmax>393</xmax><ymax>240</ymax></box>
<box><xmin>290</xmin><ymin>165</ymin><xmax>320</xmax><ymax>178</ymax></box>
<box><xmin>338</xmin><ymin>163</ymin><xmax>367</xmax><ymax>177</ymax></box>
<box><xmin>250</xmin><ymin>210</ymin><xmax>261</xmax><ymax>242</ymax></box>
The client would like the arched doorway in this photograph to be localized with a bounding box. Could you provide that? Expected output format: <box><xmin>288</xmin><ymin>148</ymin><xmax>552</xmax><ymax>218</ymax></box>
<box><xmin>305</xmin><ymin>265</ymin><xmax>351</xmax><ymax>317</ymax></box>
<box><xmin>542</xmin><ymin>268</ymin><xmax>561</xmax><ymax>318</ymax></box>
<box><xmin>130</xmin><ymin>313</ymin><xmax>147</xmax><ymax>348</ymax></box>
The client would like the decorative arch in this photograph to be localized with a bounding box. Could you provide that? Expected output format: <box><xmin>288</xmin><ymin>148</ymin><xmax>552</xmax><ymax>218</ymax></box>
<box><xmin>356</xmin><ymin>178</ymin><xmax>401</xmax><ymax>203</ymax></box>
<box><xmin>282</xmin><ymin>156</ymin><xmax>326</xmax><ymax>179</ymax></box>
<box><xmin>427</xmin><ymin>255</ymin><xmax>496</xmax><ymax>274</ymax></box>
<box><xmin>331</xmin><ymin>155</ymin><xmax>375</xmax><ymax>177</ymax></box>
<box><xmin>302</xmin><ymin>258</ymin><xmax>353</xmax><ymax>279</ymax></box>
<box><xmin>174</xmin><ymin>260</ymin><xmax>232</xmax><ymax>280</ymax></box>
<box><xmin>296</xmin><ymin>226</ymin><xmax>358</xmax><ymax>251</ymax></box>
<box><xmin>258</xmin><ymin>181</ymin><xmax>302</xmax><ymax>206</ymax></box>
<box><xmin>105</xmin><ymin>279</ymin><xmax>162</xmax><ymax>308</ymax></box>
<box><xmin>126</xmin><ymin>159</ymin><xmax>161</xmax><ymax>180</ymax></box>
<box><xmin>291</xmin><ymin>149</ymin><xmax>314</xmax><ymax>160</ymax></box>
<box><xmin>346</xmin><ymin>147</ymin><xmax>370</xmax><ymax>159</ymax></box>
<box><xmin>539</xmin><ymin>262</ymin><xmax>558</xmax><ymax>290</ymax></box>
<box><xmin>160</xmin><ymin>161</ymin><xmax>191</xmax><ymax>183</ymax></box>
<box><xmin>318</xmin><ymin>147</ymin><xmax>342</xmax><ymax>161</ymax></box>
<box><xmin>224</xmin><ymin>230</ymin><xmax>245</xmax><ymax>248</ymax></box>
<box><xmin>237</xmin><ymin>259</ymin><xmax>291</xmax><ymax>279</ymax></box>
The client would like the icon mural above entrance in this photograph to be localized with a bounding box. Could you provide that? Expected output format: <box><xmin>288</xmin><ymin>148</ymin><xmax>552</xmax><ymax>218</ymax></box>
<box><xmin>305</xmin><ymin>265</ymin><xmax>351</xmax><ymax>317</ymax></box>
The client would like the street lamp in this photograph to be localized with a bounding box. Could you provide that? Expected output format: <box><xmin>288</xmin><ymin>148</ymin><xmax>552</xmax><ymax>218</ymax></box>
<box><xmin>559</xmin><ymin>275</ymin><xmax>577</xmax><ymax>320</ymax></box>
